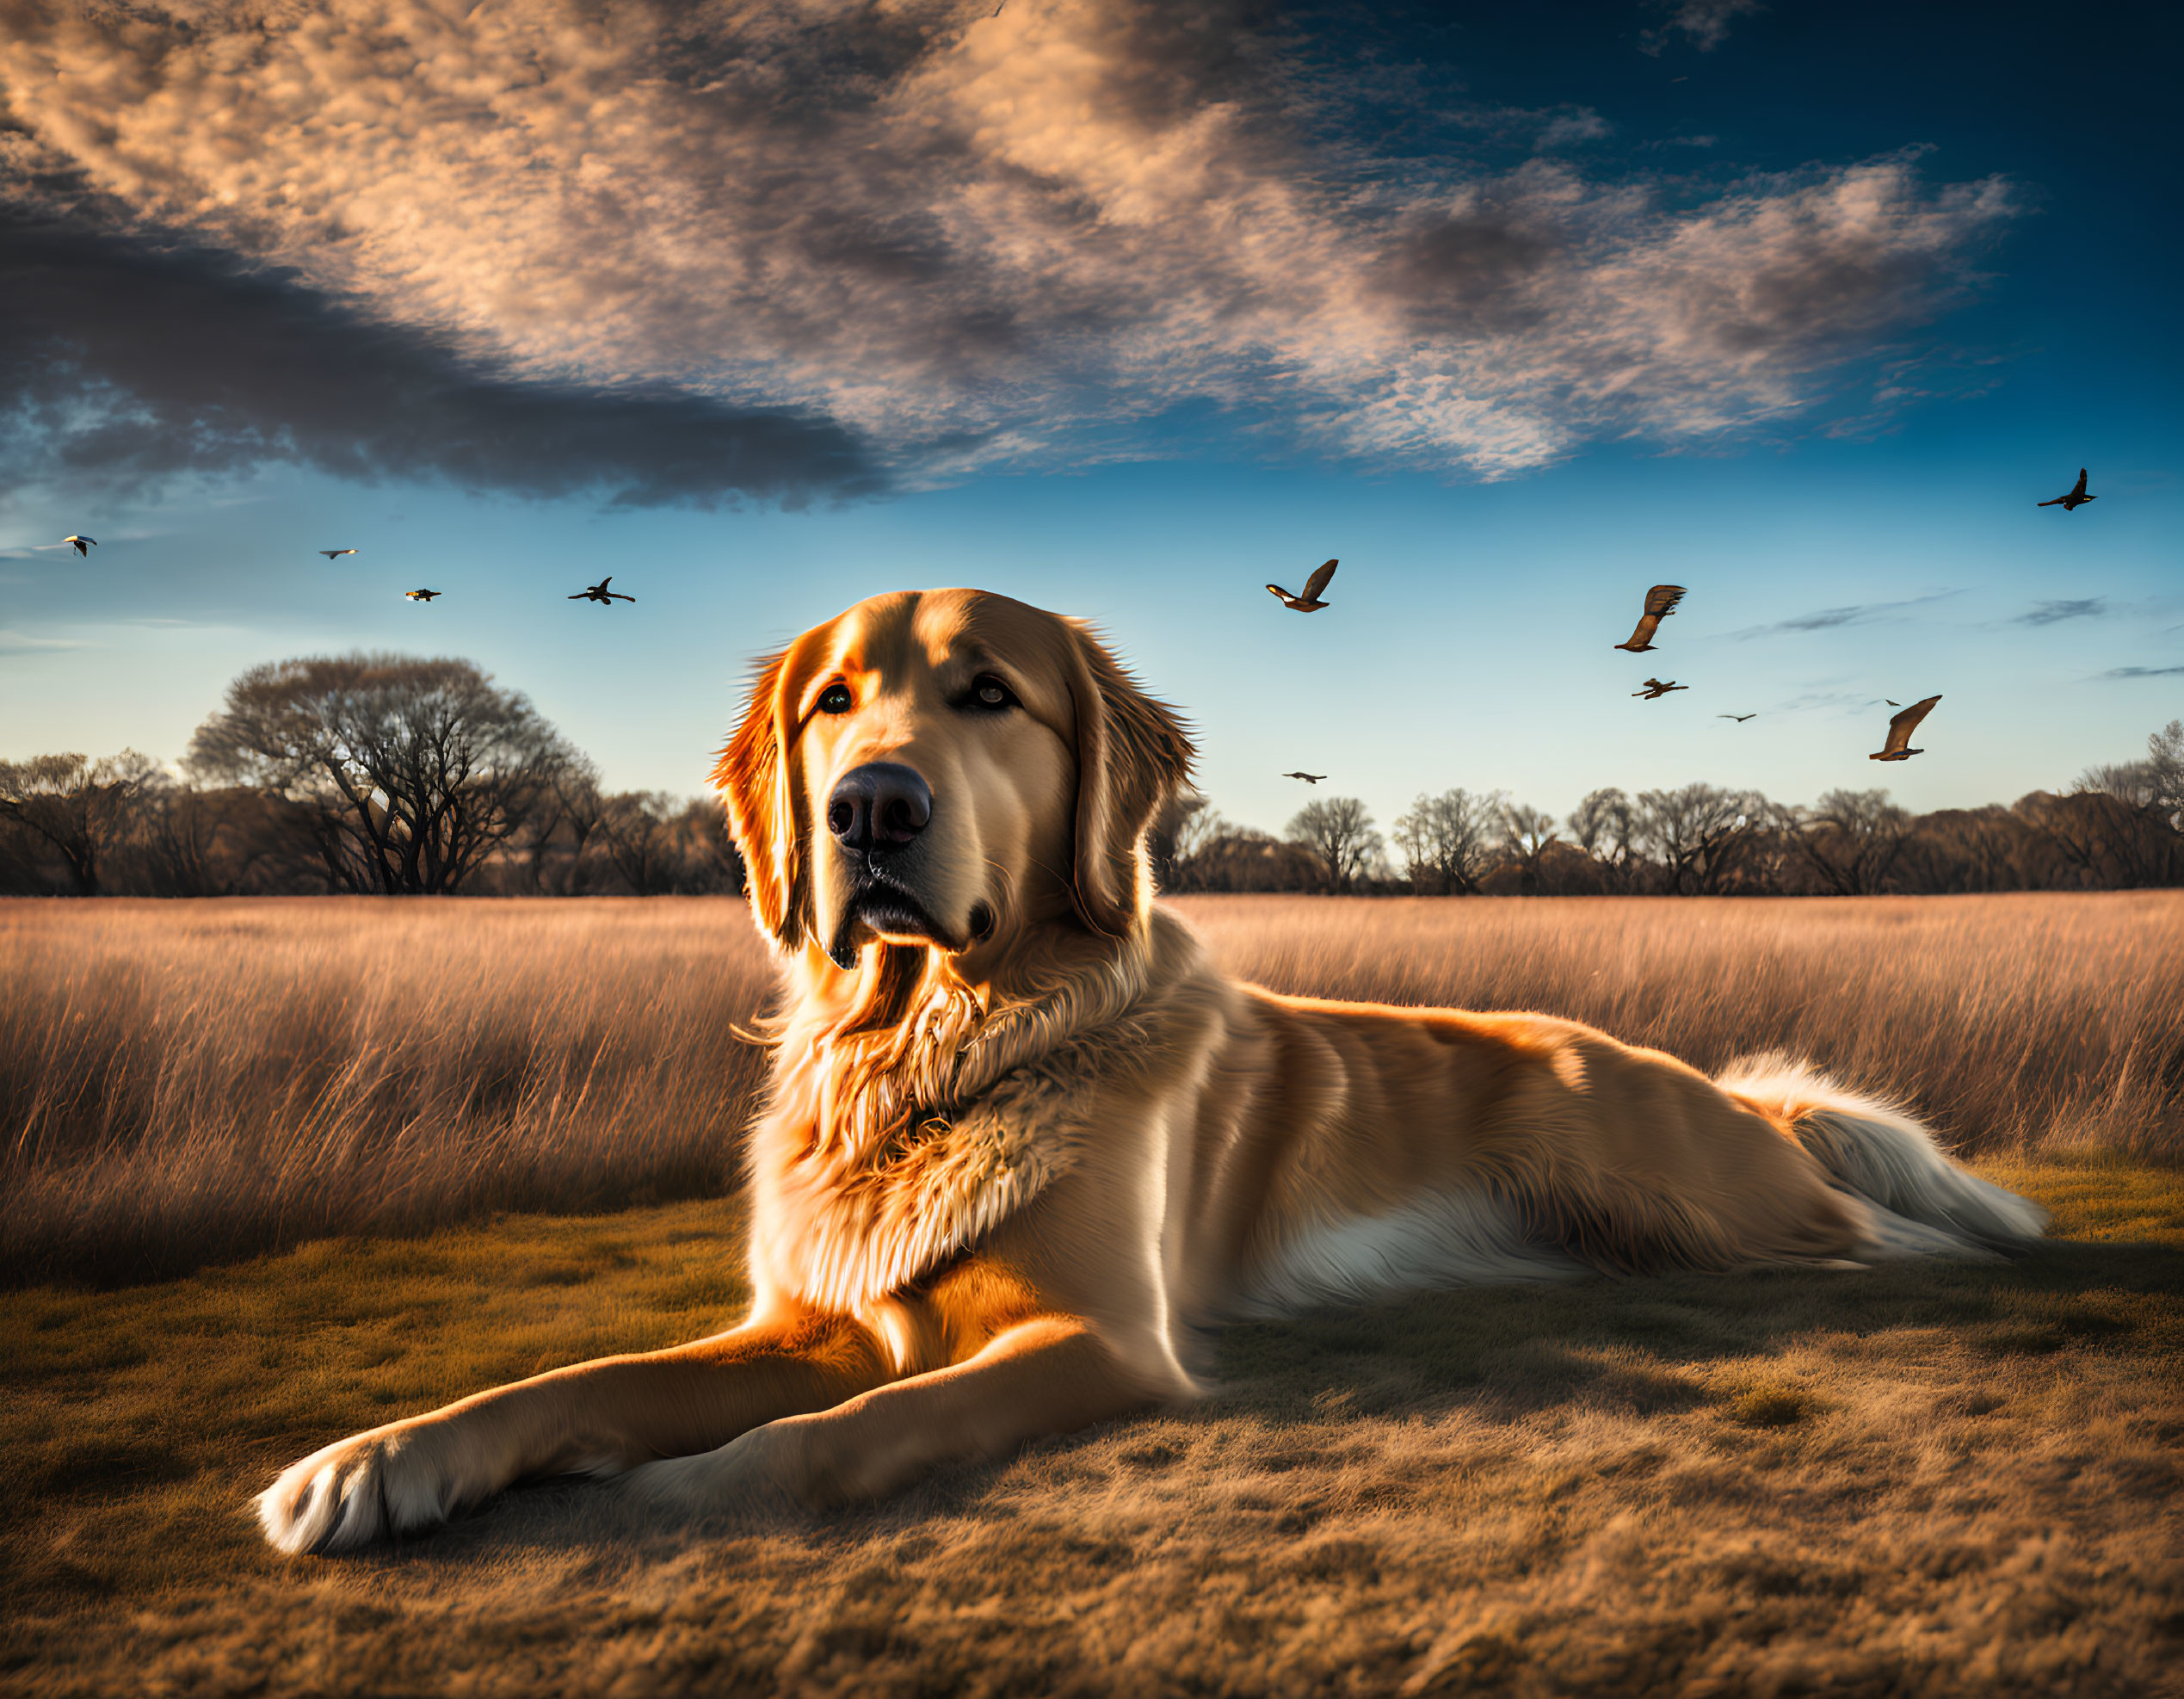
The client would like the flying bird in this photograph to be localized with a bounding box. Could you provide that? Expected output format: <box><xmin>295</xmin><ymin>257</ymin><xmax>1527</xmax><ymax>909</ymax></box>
<box><xmin>1267</xmin><ymin>559</ymin><xmax>1338</xmax><ymax>611</ymax></box>
<box><xmin>404</xmin><ymin>589</ymin><xmax>441</xmax><ymax>602</ymax></box>
<box><xmin>570</xmin><ymin>577</ymin><xmax>635</xmax><ymax>605</ymax></box>
<box><xmin>2037</xmin><ymin>469</ymin><xmax>2095</xmax><ymax>512</ymax></box>
<box><xmin>1718</xmin><ymin>714</ymin><xmax>1755</xmax><ymax>722</ymax></box>
<box><xmin>1633</xmin><ymin>678</ymin><xmax>1687</xmax><ymax>700</ymax></box>
<box><xmin>1870</xmin><ymin>695</ymin><xmax>1940</xmax><ymax>761</ymax></box>
<box><xmin>1613</xmin><ymin>584</ymin><xmax>1687</xmax><ymax>652</ymax></box>
<box><xmin>61</xmin><ymin>534</ymin><xmax>96</xmax><ymax>555</ymax></box>
<box><xmin>319</xmin><ymin>548</ymin><xmax>359</xmax><ymax>559</ymax></box>
<box><xmin>1281</xmin><ymin>771</ymin><xmax>1328</xmax><ymax>784</ymax></box>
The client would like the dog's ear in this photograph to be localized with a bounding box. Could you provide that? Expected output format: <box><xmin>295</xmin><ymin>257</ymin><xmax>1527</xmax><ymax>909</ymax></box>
<box><xmin>1064</xmin><ymin>622</ymin><xmax>1194</xmax><ymax>937</ymax></box>
<box><xmin>713</xmin><ymin>649</ymin><xmax>809</xmax><ymax>949</ymax></box>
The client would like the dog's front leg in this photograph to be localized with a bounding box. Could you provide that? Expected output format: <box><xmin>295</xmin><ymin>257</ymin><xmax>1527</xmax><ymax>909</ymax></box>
<box><xmin>620</xmin><ymin>1314</ymin><xmax>1170</xmax><ymax>1518</ymax></box>
<box><xmin>256</xmin><ymin>1313</ymin><xmax>891</xmax><ymax>1554</ymax></box>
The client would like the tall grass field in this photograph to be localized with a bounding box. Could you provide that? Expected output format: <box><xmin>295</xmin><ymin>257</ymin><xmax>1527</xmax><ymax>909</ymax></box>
<box><xmin>4</xmin><ymin>893</ymin><xmax>2180</xmax><ymax>1697</ymax></box>
<box><xmin>4</xmin><ymin>893</ymin><xmax>2180</xmax><ymax>1283</ymax></box>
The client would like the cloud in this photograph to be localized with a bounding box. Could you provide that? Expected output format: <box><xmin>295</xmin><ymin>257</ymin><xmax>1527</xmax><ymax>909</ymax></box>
<box><xmin>1640</xmin><ymin>0</ymin><xmax>1765</xmax><ymax>56</ymax></box>
<box><xmin>0</xmin><ymin>0</ymin><xmax>2014</xmax><ymax>484</ymax></box>
<box><xmin>1731</xmin><ymin>590</ymin><xmax>1959</xmax><ymax>639</ymax></box>
<box><xmin>2101</xmin><ymin>665</ymin><xmax>2184</xmax><ymax>679</ymax></box>
<box><xmin>2014</xmin><ymin>598</ymin><xmax>2107</xmax><ymax>627</ymax></box>
<box><xmin>0</xmin><ymin>630</ymin><xmax>87</xmax><ymax>652</ymax></box>
<box><xmin>1535</xmin><ymin>110</ymin><xmax>1613</xmax><ymax>150</ymax></box>
<box><xmin>1759</xmin><ymin>607</ymin><xmax>1866</xmax><ymax>634</ymax></box>
<box><xmin>0</xmin><ymin>204</ymin><xmax>880</xmax><ymax>505</ymax></box>
<box><xmin>1770</xmin><ymin>688</ymin><xmax>1868</xmax><ymax>714</ymax></box>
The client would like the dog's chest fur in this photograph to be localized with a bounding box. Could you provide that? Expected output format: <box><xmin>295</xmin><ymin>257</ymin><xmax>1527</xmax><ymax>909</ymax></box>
<box><xmin>757</xmin><ymin>1055</ymin><xmax>1083</xmax><ymax>1313</ymax></box>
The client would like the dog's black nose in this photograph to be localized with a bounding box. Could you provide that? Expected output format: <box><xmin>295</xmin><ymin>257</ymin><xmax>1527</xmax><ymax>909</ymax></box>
<box><xmin>826</xmin><ymin>763</ymin><xmax>932</xmax><ymax>852</ymax></box>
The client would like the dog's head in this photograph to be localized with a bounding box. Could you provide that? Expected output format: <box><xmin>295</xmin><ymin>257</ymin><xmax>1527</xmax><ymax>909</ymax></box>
<box><xmin>714</xmin><ymin>589</ymin><xmax>1192</xmax><ymax>970</ymax></box>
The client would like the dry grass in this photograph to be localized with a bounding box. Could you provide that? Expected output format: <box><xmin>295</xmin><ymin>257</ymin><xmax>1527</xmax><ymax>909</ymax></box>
<box><xmin>5</xmin><ymin>893</ymin><xmax>2181</xmax><ymax>1286</ymax></box>
<box><xmin>3</xmin><ymin>1161</ymin><xmax>2179</xmax><ymax>1696</ymax></box>
<box><xmin>4</xmin><ymin>893</ymin><xmax>2181</xmax><ymax>1695</ymax></box>
<box><xmin>1177</xmin><ymin>893</ymin><xmax>2184</xmax><ymax>1158</ymax></box>
<box><xmin>0</xmin><ymin>899</ymin><xmax>773</xmax><ymax>1283</ymax></box>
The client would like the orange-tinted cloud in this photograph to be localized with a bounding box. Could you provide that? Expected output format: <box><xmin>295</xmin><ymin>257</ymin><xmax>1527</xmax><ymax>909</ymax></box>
<box><xmin>0</xmin><ymin>0</ymin><xmax>2015</xmax><ymax>490</ymax></box>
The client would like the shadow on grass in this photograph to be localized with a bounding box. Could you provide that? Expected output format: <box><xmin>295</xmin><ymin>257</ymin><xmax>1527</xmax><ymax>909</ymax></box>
<box><xmin>9</xmin><ymin>1184</ymin><xmax>2181</xmax><ymax>1698</ymax></box>
<box><xmin>291</xmin><ymin>1237</ymin><xmax>2184</xmax><ymax>1582</ymax></box>
<box><xmin>1207</xmin><ymin>1239</ymin><xmax>2183</xmax><ymax>1422</ymax></box>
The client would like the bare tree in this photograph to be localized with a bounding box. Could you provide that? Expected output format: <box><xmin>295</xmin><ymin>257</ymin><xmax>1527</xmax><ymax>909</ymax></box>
<box><xmin>1776</xmin><ymin>788</ymin><xmax>1914</xmax><ymax>896</ymax></box>
<box><xmin>188</xmin><ymin>654</ymin><xmax>572</xmax><ymax>895</ymax></box>
<box><xmin>523</xmin><ymin>748</ymin><xmax>609</xmax><ymax>894</ymax></box>
<box><xmin>1391</xmin><ymin>788</ymin><xmax>1504</xmax><ymax>895</ymax></box>
<box><xmin>1286</xmin><ymin>796</ymin><xmax>1382</xmax><ymax>894</ymax></box>
<box><xmin>1500</xmin><ymin>800</ymin><xmax>1560</xmax><ymax>894</ymax></box>
<box><xmin>1635</xmin><ymin>782</ymin><xmax>1765</xmax><ymax>895</ymax></box>
<box><xmin>2021</xmin><ymin>788</ymin><xmax>2181</xmax><ymax>889</ymax></box>
<box><xmin>670</xmin><ymin>798</ymin><xmax>746</xmax><ymax>895</ymax></box>
<box><xmin>134</xmin><ymin>781</ymin><xmax>249</xmax><ymax>896</ymax></box>
<box><xmin>2076</xmin><ymin>759</ymin><xmax>2160</xmax><ymax>808</ymax></box>
<box><xmin>1147</xmin><ymin>792</ymin><xmax>1226</xmax><ymax>892</ymax></box>
<box><xmin>598</xmin><ymin>791</ymin><xmax>685</xmax><ymax>894</ymax></box>
<box><xmin>1566</xmin><ymin>787</ymin><xmax>1640</xmax><ymax>889</ymax></box>
<box><xmin>2082</xmin><ymin>720</ymin><xmax>2184</xmax><ymax>832</ymax></box>
<box><xmin>0</xmin><ymin>750</ymin><xmax>158</xmax><ymax>894</ymax></box>
<box><xmin>2150</xmin><ymin>720</ymin><xmax>2184</xmax><ymax>831</ymax></box>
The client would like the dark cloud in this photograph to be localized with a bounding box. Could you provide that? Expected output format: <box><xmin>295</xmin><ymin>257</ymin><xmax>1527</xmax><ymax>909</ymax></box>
<box><xmin>1730</xmin><ymin>590</ymin><xmax>1957</xmax><ymax>640</ymax></box>
<box><xmin>0</xmin><ymin>0</ymin><xmax>2015</xmax><ymax>480</ymax></box>
<box><xmin>0</xmin><ymin>205</ymin><xmax>882</xmax><ymax>506</ymax></box>
<box><xmin>2015</xmin><ymin>598</ymin><xmax>2107</xmax><ymax>626</ymax></box>
<box><xmin>1639</xmin><ymin>0</ymin><xmax>1764</xmax><ymax>56</ymax></box>
<box><xmin>1745</xmin><ymin>605</ymin><xmax>1866</xmax><ymax>635</ymax></box>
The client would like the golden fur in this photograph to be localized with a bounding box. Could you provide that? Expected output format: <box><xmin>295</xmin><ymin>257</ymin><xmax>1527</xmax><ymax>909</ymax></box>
<box><xmin>256</xmin><ymin>589</ymin><xmax>2044</xmax><ymax>1553</ymax></box>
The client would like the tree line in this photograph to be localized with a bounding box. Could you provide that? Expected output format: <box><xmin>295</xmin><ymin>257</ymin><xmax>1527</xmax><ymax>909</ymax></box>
<box><xmin>1152</xmin><ymin>718</ymin><xmax>2184</xmax><ymax>897</ymax></box>
<box><xmin>0</xmin><ymin>655</ymin><xmax>743</xmax><ymax>897</ymax></box>
<box><xmin>3</xmin><ymin>652</ymin><xmax>2177</xmax><ymax>899</ymax></box>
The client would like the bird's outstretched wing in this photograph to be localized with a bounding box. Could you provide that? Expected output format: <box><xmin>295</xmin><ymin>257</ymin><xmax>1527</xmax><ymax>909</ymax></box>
<box><xmin>1620</xmin><ymin>612</ymin><xmax>1661</xmax><ymax>649</ymax></box>
<box><xmin>1886</xmin><ymin>694</ymin><xmax>1940</xmax><ymax>749</ymax></box>
<box><xmin>1302</xmin><ymin>559</ymin><xmax>1338</xmax><ymax>601</ymax></box>
<box><xmin>1644</xmin><ymin>584</ymin><xmax>1686</xmax><ymax>619</ymax></box>
<box><xmin>1886</xmin><ymin>689</ymin><xmax>1939</xmax><ymax>738</ymax></box>
<box><xmin>610</xmin><ymin>592</ymin><xmax>636</xmax><ymax>602</ymax></box>
<box><xmin>1266</xmin><ymin>583</ymin><xmax>1294</xmax><ymax>602</ymax></box>
<box><xmin>568</xmin><ymin>592</ymin><xmax>589</xmax><ymax>600</ymax></box>
<box><xmin>2072</xmin><ymin>468</ymin><xmax>2088</xmax><ymax>497</ymax></box>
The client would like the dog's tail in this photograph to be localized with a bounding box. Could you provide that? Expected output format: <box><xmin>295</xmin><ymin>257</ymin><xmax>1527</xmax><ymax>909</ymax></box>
<box><xmin>1716</xmin><ymin>1053</ymin><xmax>2046</xmax><ymax>1260</ymax></box>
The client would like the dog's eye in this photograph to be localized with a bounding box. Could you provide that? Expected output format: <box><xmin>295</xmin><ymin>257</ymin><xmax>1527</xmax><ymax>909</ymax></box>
<box><xmin>967</xmin><ymin>674</ymin><xmax>1017</xmax><ymax>711</ymax></box>
<box><xmin>817</xmin><ymin>683</ymin><xmax>854</xmax><ymax>715</ymax></box>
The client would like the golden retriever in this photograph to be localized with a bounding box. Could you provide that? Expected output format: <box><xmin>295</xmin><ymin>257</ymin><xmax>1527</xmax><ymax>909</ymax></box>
<box><xmin>258</xmin><ymin>588</ymin><xmax>2044</xmax><ymax>1553</ymax></box>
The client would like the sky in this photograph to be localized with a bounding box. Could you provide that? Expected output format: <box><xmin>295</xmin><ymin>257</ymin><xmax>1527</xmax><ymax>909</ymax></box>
<box><xmin>2</xmin><ymin>0</ymin><xmax>2178</xmax><ymax>838</ymax></box>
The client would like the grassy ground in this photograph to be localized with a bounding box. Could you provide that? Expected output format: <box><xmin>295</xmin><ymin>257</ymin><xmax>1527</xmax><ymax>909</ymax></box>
<box><xmin>5</xmin><ymin>1156</ymin><xmax>2179</xmax><ymax>1697</ymax></box>
<box><xmin>6</xmin><ymin>892</ymin><xmax>2181</xmax><ymax>1284</ymax></box>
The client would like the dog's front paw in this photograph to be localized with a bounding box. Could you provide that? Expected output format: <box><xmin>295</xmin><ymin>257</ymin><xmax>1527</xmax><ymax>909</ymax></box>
<box><xmin>256</xmin><ymin>1424</ymin><xmax>461</xmax><ymax>1555</ymax></box>
<box><xmin>617</xmin><ymin>1419</ymin><xmax>812</xmax><ymax>1524</ymax></box>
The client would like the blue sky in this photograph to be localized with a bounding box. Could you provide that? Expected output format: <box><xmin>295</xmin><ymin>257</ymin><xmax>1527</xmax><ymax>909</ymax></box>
<box><xmin>3</xmin><ymin>0</ymin><xmax>2177</xmax><ymax>838</ymax></box>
